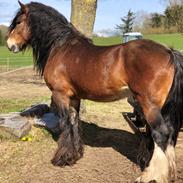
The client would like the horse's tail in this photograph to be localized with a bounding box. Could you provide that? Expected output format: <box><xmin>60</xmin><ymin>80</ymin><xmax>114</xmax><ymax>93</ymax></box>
<box><xmin>161</xmin><ymin>49</ymin><xmax>183</xmax><ymax>145</ymax></box>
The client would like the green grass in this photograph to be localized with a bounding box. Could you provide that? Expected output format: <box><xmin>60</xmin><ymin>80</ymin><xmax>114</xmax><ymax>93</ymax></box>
<box><xmin>0</xmin><ymin>96</ymin><xmax>50</xmax><ymax>113</ymax></box>
<box><xmin>0</xmin><ymin>47</ymin><xmax>33</xmax><ymax>69</ymax></box>
<box><xmin>144</xmin><ymin>33</ymin><xmax>183</xmax><ymax>50</ymax></box>
<box><xmin>93</xmin><ymin>36</ymin><xmax>122</xmax><ymax>46</ymax></box>
<box><xmin>0</xmin><ymin>33</ymin><xmax>183</xmax><ymax>70</ymax></box>
<box><xmin>0</xmin><ymin>46</ymin><xmax>32</xmax><ymax>58</ymax></box>
<box><xmin>93</xmin><ymin>33</ymin><xmax>183</xmax><ymax>50</ymax></box>
<box><xmin>0</xmin><ymin>33</ymin><xmax>183</xmax><ymax>113</ymax></box>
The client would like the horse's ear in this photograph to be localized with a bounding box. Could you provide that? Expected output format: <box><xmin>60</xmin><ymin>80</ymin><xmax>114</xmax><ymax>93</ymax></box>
<box><xmin>18</xmin><ymin>1</ymin><xmax>28</xmax><ymax>14</ymax></box>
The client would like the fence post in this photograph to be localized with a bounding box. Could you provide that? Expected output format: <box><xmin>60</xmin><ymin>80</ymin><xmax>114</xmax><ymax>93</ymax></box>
<box><xmin>7</xmin><ymin>58</ymin><xmax>9</xmax><ymax>71</ymax></box>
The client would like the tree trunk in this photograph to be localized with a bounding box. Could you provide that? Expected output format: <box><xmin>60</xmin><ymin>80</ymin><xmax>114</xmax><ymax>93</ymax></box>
<box><xmin>71</xmin><ymin>0</ymin><xmax>97</xmax><ymax>38</ymax></box>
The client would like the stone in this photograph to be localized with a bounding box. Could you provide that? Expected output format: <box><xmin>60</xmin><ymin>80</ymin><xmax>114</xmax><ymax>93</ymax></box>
<box><xmin>0</xmin><ymin>114</ymin><xmax>31</xmax><ymax>139</ymax></box>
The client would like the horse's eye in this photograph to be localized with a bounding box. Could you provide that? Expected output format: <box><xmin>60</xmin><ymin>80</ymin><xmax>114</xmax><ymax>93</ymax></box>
<box><xmin>16</xmin><ymin>21</ymin><xmax>21</xmax><ymax>25</ymax></box>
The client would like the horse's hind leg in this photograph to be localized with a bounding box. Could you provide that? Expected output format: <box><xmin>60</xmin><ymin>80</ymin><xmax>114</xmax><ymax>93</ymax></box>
<box><xmin>51</xmin><ymin>91</ymin><xmax>83</xmax><ymax>166</ymax></box>
<box><xmin>135</xmin><ymin>96</ymin><xmax>175</xmax><ymax>183</ymax></box>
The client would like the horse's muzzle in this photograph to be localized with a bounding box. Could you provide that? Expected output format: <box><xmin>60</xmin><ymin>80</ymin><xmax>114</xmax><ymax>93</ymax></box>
<box><xmin>7</xmin><ymin>38</ymin><xmax>21</xmax><ymax>53</ymax></box>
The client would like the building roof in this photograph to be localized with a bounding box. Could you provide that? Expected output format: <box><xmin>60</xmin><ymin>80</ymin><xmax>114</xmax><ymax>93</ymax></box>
<box><xmin>123</xmin><ymin>32</ymin><xmax>142</xmax><ymax>36</ymax></box>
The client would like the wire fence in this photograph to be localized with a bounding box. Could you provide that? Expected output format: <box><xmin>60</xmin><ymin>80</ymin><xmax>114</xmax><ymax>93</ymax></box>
<box><xmin>0</xmin><ymin>57</ymin><xmax>33</xmax><ymax>73</ymax></box>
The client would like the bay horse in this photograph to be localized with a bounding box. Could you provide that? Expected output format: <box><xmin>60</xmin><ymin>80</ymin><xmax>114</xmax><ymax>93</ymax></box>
<box><xmin>7</xmin><ymin>1</ymin><xmax>183</xmax><ymax>182</ymax></box>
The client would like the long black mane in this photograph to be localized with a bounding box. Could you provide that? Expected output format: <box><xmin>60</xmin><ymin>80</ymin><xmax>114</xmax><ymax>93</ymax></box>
<box><xmin>9</xmin><ymin>2</ymin><xmax>92</xmax><ymax>75</ymax></box>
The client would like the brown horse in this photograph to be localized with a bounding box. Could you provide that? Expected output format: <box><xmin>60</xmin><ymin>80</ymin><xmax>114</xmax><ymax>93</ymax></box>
<box><xmin>7</xmin><ymin>1</ymin><xmax>183</xmax><ymax>182</ymax></box>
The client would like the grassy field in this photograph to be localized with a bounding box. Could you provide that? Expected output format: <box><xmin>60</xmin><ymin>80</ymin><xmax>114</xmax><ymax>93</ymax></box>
<box><xmin>93</xmin><ymin>33</ymin><xmax>183</xmax><ymax>50</ymax></box>
<box><xmin>0</xmin><ymin>97</ymin><xmax>50</xmax><ymax>114</ymax></box>
<box><xmin>1</xmin><ymin>36</ymin><xmax>183</xmax><ymax>183</ymax></box>
<box><xmin>93</xmin><ymin>36</ymin><xmax>122</xmax><ymax>45</ymax></box>
<box><xmin>0</xmin><ymin>47</ymin><xmax>32</xmax><ymax>70</ymax></box>
<box><xmin>144</xmin><ymin>33</ymin><xmax>183</xmax><ymax>50</ymax></box>
<box><xmin>0</xmin><ymin>32</ymin><xmax>183</xmax><ymax>113</ymax></box>
<box><xmin>0</xmin><ymin>46</ymin><xmax>32</xmax><ymax>58</ymax></box>
<box><xmin>1</xmin><ymin>33</ymin><xmax>183</xmax><ymax>71</ymax></box>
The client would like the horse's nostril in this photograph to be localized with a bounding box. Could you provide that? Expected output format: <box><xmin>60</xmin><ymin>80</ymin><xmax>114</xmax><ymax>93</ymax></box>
<box><xmin>11</xmin><ymin>45</ymin><xmax>16</xmax><ymax>52</ymax></box>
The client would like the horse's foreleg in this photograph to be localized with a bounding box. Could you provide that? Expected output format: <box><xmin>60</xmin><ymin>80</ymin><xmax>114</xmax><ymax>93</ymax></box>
<box><xmin>135</xmin><ymin>96</ymin><xmax>173</xmax><ymax>183</ymax></box>
<box><xmin>69</xmin><ymin>99</ymin><xmax>83</xmax><ymax>159</ymax></box>
<box><xmin>51</xmin><ymin>91</ymin><xmax>83</xmax><ymax>166</ymax></box>
<box><xmin>50</xmin><ymin>95</ymin><xmax>58</xmax><ymax>114</ymax></box>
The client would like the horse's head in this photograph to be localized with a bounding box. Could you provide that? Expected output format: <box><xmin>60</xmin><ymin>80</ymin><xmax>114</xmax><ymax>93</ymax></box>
<box><xmin>7</xmin><ymin>1</ymin><xmax>31</xmax><ymax>53</ymax></box>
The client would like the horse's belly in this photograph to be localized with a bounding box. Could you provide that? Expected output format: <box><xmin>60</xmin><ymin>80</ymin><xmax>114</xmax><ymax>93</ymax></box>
<box><xmin>80</xmin><ymin>86</ymin><xmax>132</xmax><ymax>102</ymax></box>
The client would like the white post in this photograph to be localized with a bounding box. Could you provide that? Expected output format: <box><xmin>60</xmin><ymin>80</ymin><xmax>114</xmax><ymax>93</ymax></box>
<box><xmin>7</xmin><ymin>58</ymin><xmax>9</xmax><ymax>71</ymax></box>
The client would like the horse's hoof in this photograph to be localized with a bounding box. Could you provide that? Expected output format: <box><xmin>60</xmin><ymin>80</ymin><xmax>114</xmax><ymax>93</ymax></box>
<box><xmin>51</xmin><ymin>145</ymin><xmax>83</xmax><ymax>167</ymax></box>
<box><xmin>51</xmin><ymin>151</ymin><xmax>77</xmax><ymax>167</ymax></box>
<box><xmin>135</xmin><ymin>176</ymin><xmax>157</xmax><ymax>183</ymax></box>
<box><xmin>51</xmin><ymin>157</ymin><xmax>75</xmax><ymax>167</ymax></box>
<box><xmin>135</xmin><ymin>173</ymin><xmax>168</xmax><ymax>183</ymax></box>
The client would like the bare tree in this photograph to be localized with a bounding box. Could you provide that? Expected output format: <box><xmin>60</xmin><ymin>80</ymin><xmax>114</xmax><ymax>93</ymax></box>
<box><xmin>164</xmin><ymin>3</ymin><xmax>183</xmax><ymax>32</ymax></box>
<box><xmin>70</xmin><ymin>0</ymin><xmax>97</xmax><ymax>112</ymax></box>
<box><xmin>162</xmin><ymin>0</ymin><xmax>183</xmax><ymax>6</ymax></box>
<box><xmin>71</xmin><ymin>0</ymin><xmax>97</xmax><ymax>38</ymax></box>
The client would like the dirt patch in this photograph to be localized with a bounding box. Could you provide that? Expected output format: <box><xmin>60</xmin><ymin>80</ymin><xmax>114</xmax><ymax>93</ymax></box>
<box><xmin>0</xmin><ymin>68</ymin><xmax>183</xmax><ymax>183</ymax></box>
<box><xmin>0</xmin><ymin>67</ymin><xmax>51</xmax><ymax>99</ymax></box>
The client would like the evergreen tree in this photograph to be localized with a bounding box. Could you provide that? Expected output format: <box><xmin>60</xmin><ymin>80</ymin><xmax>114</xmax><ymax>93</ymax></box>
<box><xmin>116</xmin><ymin>9</ymin><xmax>135</xmax><ymax>34</ymax></box>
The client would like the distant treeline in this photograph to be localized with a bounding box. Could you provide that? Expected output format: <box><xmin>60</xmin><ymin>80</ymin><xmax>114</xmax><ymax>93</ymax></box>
<box><xmin>0</xmin><ymin>25</ymin><xmax>8</xmax><ymax>46</ymax></box>
<box><xmin>2</xmin><ymin>2</ymin><xmax>183</xmax><ymax>44</ymax></box>
<box><xmin>136</xmin><ymin>2</ymin><xmax>183</xmax><ymax>34</ymax></box>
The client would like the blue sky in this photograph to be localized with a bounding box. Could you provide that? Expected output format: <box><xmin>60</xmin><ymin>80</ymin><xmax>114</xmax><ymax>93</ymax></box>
<box><xmin>0</xmin><ymin>0</ymin><xmax>167</xmax><ymax>32</ymax></box>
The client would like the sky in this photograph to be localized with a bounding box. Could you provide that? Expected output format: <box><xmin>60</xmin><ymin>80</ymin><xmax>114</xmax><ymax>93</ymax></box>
<box><xmin>0</xmin><ymin>0</ymin><xmax>168</xmax><ymax>32</ymax></box>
